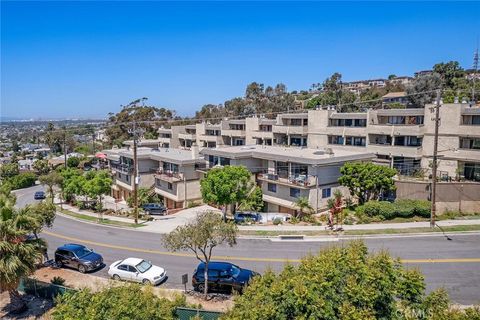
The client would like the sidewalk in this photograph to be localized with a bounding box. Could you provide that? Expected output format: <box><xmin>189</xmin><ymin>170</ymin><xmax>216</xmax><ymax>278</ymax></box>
<box><xmin>56</xmin><ymin>200</ymin><xmax>221</xmax><ymax>233</ymax></box>
<box><xmin>238</xmin><ymin>218</ymin><xmax>480</xmax><ymax>232</ymax></box>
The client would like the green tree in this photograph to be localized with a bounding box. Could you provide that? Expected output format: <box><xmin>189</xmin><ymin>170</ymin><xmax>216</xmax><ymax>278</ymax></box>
<box><xmin>67</xmin><ymin>156</ymin><xmax>81</xmax><ymax>168</ymax></box>
<box><xmin>39</xmin><ymin>171</ymin><xmax>63</xmax><ymax>204</ymax></box>
<box><xmin>0</xmin><ymin>185</ymin><xmax>46</xmax><ymax>313</ymax></box>
<box><xmin>8</xmin><ymin>172</ymin><xmax>37</xmax><ymax>190</ymax></box>
<box><xmin>32</xmin><ymin>159</ymin><xmax>51</xmax><ymax>175</ymax></box>
<box><xmin>52</xmin><ymin>284</ymin><xmax>187</xmax><ymax>320</ymax></box>
<box><xmin>223</xmin><ymin>241</ymin><xmax>477</xmax><ymax>320</ymax></box>
<box><xmin>200</xmin><ymin>166</ymin><xmax>254</xmax><ymax>220</ymax></box>
<box><xmin>82</xmin><ymin>170</ymin><xmax>112</xmax><ymax>213</ymax></box>
<box><xmin>163</xmin><ymin>211</ymin><xmax>238</xmax><ymax>299</ymax></box>
<box><xmin>0</xmin><ymin>162</ymin><xmax>19</xmax><ymax>179</ymax></box>
<box><xmin>127</xmin><ymin>187</ymin><xmax>162</xmax><ymax>208</ymax></box>
<box><xmin>293</xmin><ymin>196</ymin><xmax>314</xmax><ymax>219</ymax></box>
<box><xmin>433</xmin><ymin>61</ymin><xmax>465</xmax><ymax>89</ymax></box>
<box><xmin>105</xmin><ymin>98</ymin><xmax>177</xmax><ymax>146</ymax></box>
<box><xmin>338</xmin><ymin>162</ymin><xmax>397</xmax><ymax>204</ymax></box>
<box><xmin>406</xmin><ymin>73</ymin><xmax>443</xmax><ymax>107</ymax></box>
<box><xmin>238</xmin><ymin>186</ymin><xmax>264</xmax><ymax>212</ymax></box>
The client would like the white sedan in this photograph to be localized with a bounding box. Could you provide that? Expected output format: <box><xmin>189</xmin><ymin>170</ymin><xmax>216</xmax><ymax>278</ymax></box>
<box><xmin>108</xmin><ymin>258</ymin><xmax>167</xmax><ymax>285</ymax></box>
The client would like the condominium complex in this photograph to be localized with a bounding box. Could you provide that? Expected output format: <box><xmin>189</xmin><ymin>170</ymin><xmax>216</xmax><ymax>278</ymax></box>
<box><xmin>104</xmin><ymin>102</ymin><xmax>480</xmax><ymax>213</ymax></box>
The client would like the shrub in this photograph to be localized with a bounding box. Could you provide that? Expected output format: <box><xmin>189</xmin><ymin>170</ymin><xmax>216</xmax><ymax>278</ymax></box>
<box><xmin>51</xmin><ymin>276</ymin><xmax>66</xmax><ymax>286</ymax></box>
<box><xmin>356</xmin><ymin>199</ymin><xmax>431</xmax><ymax>220</ymax></box>
<box><xmin>52</xmin><ymin>284</ymin><xmax>187</xmax><ymax>320</ymax></box>
<box><xmin>224</xmin><ymin>241</ymin><xmax>462</xmax><ymax>320</ymax></box>
<box><xmin>7</xmin><ymin>172</ymin><xmax>37</xmax><ymax>190</ymax></box>
<box><xmin>67</xmin><ymin>156</ymin><xmax>81</xmax><ymax>168</ymax></box>
<box><xmin>273</xmin><ymin>218</ymin><xmax>282</xmax><ymax>225</ymax></box>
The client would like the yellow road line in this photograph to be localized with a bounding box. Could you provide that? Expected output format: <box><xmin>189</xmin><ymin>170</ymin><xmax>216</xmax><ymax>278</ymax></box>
<box><xmin>43</xmin><ymin>230</ymin><xmax>480</xmax><ymax>264</ymax></box>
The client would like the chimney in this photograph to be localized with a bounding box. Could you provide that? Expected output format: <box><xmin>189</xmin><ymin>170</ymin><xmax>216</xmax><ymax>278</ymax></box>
<box><xmin>191</xmin><ymin>143</ymin><xmax>200</xmax><ymax>158</ymax></box>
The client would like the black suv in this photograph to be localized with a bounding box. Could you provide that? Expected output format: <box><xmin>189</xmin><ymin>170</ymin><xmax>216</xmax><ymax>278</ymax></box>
<box><xmin>192</xmin><ymin>261</ymin><xmax>258</xmax><ymax>294</ymax></box>
<box><xmin>54</xmin><ymin>244</ymin><xmax>104</xmax><ymax>273</ymax></box>
<box><xmin>34</xmin><ymin>191</ymin><xmax>46</xmax><ymax>200</ymax></box>
<box><xmin>142</xmin><ymin>203</ymin><xmax>167</xmax><ymax>215</ymax></box>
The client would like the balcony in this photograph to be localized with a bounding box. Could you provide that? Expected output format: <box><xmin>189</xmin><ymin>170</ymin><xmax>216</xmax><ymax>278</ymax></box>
<box><xmin>110</xmin><ymin>163</ymin><xmax>133</xmax><ymax>174</ymax></box>
<box><xmin>250</xmin><ymin>130</ymin><xmax>271</xmax><ymax>139</ymax></box>
<box><xmin>256</xmin><ymin>172</ymin><xmax>317</xmax><ymax>188</ymax></box>
<box><xmin>178</xmin><ymin>133</ymin><xmax>197</xmax><ymax>141</ymax></box>
<box><xmin>198</xmin><ymin>134</ymin><xmax>222</xmax><ymax>143</ymax></box>
<box><xmin>221</xmin><ymin>129</ymin><xmax>246</xmax><ymax>137</ymax></box>
<box><xmin>155</xmin><ymin>168</ymin><xmax>184</xmax><ymax>182</ymax></box>
<box><xmin>272</xmin><ymin>125</ymin><xmax>308</xmax><ymax>135</ymax></box>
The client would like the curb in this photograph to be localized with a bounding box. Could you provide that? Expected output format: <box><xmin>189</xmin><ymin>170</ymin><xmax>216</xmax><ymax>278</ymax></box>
<box><xmin>55</xmin><ymin>211</ymin><xmax>480</xmax><ymax>240</ymax></box>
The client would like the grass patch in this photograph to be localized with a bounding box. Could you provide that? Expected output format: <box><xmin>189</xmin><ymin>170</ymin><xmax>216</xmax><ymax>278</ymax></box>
<box><xmin>239</xmin><ymin>224</ymin><xmax>480</xmax><ymax>237</ymax></box>
<box><xmin>57</xmin><ymin>207</ymin><xmax>144</xmax><ymax>228</ymax></box>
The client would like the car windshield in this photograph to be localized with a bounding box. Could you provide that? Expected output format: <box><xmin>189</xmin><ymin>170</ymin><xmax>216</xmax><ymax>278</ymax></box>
<box><xmin>73</xmin><ymin>247</ymin><xmax>92</xmax><ymax>258</ymax></box>
<box><xmin>230</xmin><ymin>265</ymin><xmax>241</xmax><ymax>277</ymax></box>
<box><xmin>136</xmin><ymin>260</ymin><xmax>152</xmax><ymax>273</ymax></box>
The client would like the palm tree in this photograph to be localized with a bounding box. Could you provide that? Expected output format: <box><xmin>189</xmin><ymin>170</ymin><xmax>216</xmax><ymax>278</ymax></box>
<box><xmin>0</xmin><ymin>185</ymin><xmax>44</xmax><ymax>314</ymax></box>
<box><xmin>293</xmin><ymin>196</ymin><xmax>314</xmax><ymax>220</ymax></box>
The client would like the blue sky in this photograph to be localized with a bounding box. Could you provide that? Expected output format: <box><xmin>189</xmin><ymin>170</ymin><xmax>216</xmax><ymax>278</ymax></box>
<box><xmin>1</xmin><ymin>1</ymin><xmax>479</xmax><ymax>119</ymax></box>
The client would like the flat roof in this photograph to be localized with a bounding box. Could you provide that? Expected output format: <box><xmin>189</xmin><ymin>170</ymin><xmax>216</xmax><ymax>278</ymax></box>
<box><xmin>376</xmin><ymin>108</ymin><xmax>425</xmax><ymax>116</ymax></box>
<box><xmin>382</xmin><ymin>91</ymin><xmax>406</xmax><ymax>98</ymax></box>
<box><xmin>103</xmin><ymin>147</ymin><xmax>200</xmax><ymax>165</ymax></box>
<box><xmin>330</xmin><ymin>112</ymin><xmax>367</xmax><ymax>119</ymax></box>
<box><xmin>149</xmin><ymin>148</ymin><xmax>200</xmax><ymax>164</ymax></box>
<box><xmin>201</xmin><ymin>145</ymin><xmax>374</xmax><ymax>166</ymax></box>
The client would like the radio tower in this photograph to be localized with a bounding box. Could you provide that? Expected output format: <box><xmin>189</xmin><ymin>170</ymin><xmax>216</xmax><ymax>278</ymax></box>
<box><xmin>473</xmin><ymin>41</ymin><xmax>479</xmax><ymax>104</ymax></box>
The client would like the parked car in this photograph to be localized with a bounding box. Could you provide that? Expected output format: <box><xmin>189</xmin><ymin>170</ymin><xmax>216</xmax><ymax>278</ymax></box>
<box><xmin>233</xmin><ymin>212</ymin><xmax>261</xmax><ymax>224</ymax></box>
<box><xmin>34</xmin><ymin>191</ymin><xmax>46</xmax><ymax>200</ymax></box>
<box><xmin>192</xmin><ymin>261</ymin><xmax>258</xmax><ymax>294</ymax></box>
<box><xmin>108</xmin><ymin>258</ymin><xmax>167</xmax><ymax>285</ymax></box>
<box><xmin>54</xmin><ymin>244</ymin><xmax>103</xmax><ymax>273</ymax></box>
<box><xmin>142</xmin><ymin>203</ymin><xmax>167</xmax><ymax>215</ymax></box>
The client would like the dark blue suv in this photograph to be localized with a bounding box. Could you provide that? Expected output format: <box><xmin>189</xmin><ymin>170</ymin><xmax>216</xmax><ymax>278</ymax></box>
<box><xmin>233</xmin><ymin>212</ymin><xmax>261</xmax><ymax>224</ymax></box>
<box><xmin>34</xmin><ymin>191</ymin><xmax>46</xmax><ymax>200</ymax></box>
<box><xmin>192</xmin><ymin>261</ymin><xmax>258</xmax><ymax>293</ymax></box>
<box><xmin>54</xmin><ymin>244</ymin><xmax>104</xmax><ymax>273</ymax></box>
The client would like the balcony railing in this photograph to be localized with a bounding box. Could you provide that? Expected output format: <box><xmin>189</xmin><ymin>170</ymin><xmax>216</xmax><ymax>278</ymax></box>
<box><xmin>155</xmin><ymin>168</ymin><xmax>183</xmax><ymax>182</ymax></box>
<box><xmin>257</xmin><ymin>172</ymin><xmax>317</xmax><ymax>187</ymax></box>
<box><xmin>110</xmin><ymin>163</ymin><xmax>133</xmax><ymax>174</ymax></box>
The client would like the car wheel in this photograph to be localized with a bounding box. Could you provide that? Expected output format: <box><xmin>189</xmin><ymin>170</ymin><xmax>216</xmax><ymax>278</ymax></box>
<box><xmin>112</xmin><ymin>274</ymin><xmax>121</xmax><ymax>281</ymax></box>
<box><xmin>78</xmin><ymin>265</ymin><xmax>86</xmax><ymax>273</ymax></box>
<box><xmin>196</xmin><ymin>283</ymin><xmax>205</xmax><ymax>292</ymax></box>
<box><xmin>55</xmin><ymin>260</ymin><xmax>63</xmax><ymax>268</ymax></box>
<box><xmin>142</xmin><ymin>279</ymin><xmax>152</xmax><ymax>285</ymax></box>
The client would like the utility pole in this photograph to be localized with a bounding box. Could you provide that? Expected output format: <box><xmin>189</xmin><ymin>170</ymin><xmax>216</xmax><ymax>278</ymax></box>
<box><xmin>128</xmin><ymin>121</ymin><xmax>143</xmax><ymax>224</ymax></box>
<box><xmin>430</xmin><ymin>89</ymin><xmax>441</xmax><ymax>228</ymax></box>
<box><xmin>473</xmin><ymin>43</ymin><xmax>478</xmax><ymax>104</ymax></box>
<box><xmin>92</xmin><ymin>132</ymin><xmax>96</xmax><ymax>155</ymax></box>
<box><xmin>63</xmin><ymin>127</ymin><xmax>67</xmax><ymax>168</ymax></box>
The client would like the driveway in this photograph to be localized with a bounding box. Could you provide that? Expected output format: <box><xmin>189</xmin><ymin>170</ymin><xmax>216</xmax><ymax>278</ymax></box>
<box><xmin>140</xmin><ymin>205</ymin><xmax>221</xmax><ymax>233</ymax></box>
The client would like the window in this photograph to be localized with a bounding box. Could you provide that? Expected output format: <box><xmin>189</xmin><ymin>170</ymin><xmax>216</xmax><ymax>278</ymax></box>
<box><xmin>290</xmin><ymin>188</ymin><xmax>301</xmax><ymax>198</ymax></box>
<box><xmin>167</xmin><ymin>183</ymin><xmax>173</xmax><ymax>190</ymax></box>
<box><xmin>118</xmin><ymin>264</ymin><xmax>129</xmax><ymax>271</ymax></box>
<box><xmin>345</xmin><ymin>136</ymin><xmax>366</xmax><ymax>146</ymax></box>
<box><xmin>460</xmin><ymin>137</ymin><xmax>480</xmax><ymax>150</ymax></box>
<box><xmin>127</xmin><ymin>266</ymin><xmax>137</xmax><ymax>273</ymax></box>
<box><xmin>322</xmin><ymin>188</ymin><xmax>331</xmax><ymax>198</ymax></box>
<box><xmin>328</xmin><ymin>135</ymin><xmax>344</xmax><ymax>145</ymax></box>
<box><xmin>268</xmin><ymin>183</ymin><xmax>277</xmax><ymax>193</ymax></box>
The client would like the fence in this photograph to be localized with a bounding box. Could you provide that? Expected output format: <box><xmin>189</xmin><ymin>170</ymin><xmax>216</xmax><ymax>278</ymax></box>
<box><xmin>176</xmin><ymin>307</ymin><xmax>223</xmax><ymax>320</ymax></box>
<box><xmin>18</xmin><ymin>278</ymin><xmax>76</xmax><ymax>299</ymax></box>
<box><xmin>18</xmin><ymin>279</ymin><xmax>224</xmax><ymax>319</ymax></box>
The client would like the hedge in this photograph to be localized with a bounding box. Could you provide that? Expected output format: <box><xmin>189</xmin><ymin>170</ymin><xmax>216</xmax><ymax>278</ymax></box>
<box><xmin>356</xmin><ymin>199</ymin><xmax>431</xmax><ymax>220</ymax></box>
<box><xmin>7</xmin><ymin>172</ymin><xmax>37</xmax><ymax>190</ymax></box>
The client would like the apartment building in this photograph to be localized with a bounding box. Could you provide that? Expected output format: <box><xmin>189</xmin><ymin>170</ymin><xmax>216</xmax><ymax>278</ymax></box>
<box><xmin>201</xmin><ymin>145</ymin><xmax>374</xmax><ymax>213</ymax></box>
<box><xmin>104</xmin><ymin>146</ymin><xmax>204</xmax><ymax>208</ymax></box>
<box><xmin>308</xmin><ymin>103</ymin><xmax>480</xmax><ymax>180</ymax></box>
<box><xmin>104</xmin><ymin>147</ymin><xmax>158</xmax><ymax>201</ymax></box>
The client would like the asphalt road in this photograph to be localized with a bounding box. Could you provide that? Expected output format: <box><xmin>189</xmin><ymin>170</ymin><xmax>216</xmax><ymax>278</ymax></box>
<box><xmin>14</xmin><ymin>186</ymin><xmax>480</xmax><ymax>305</ymax></box>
